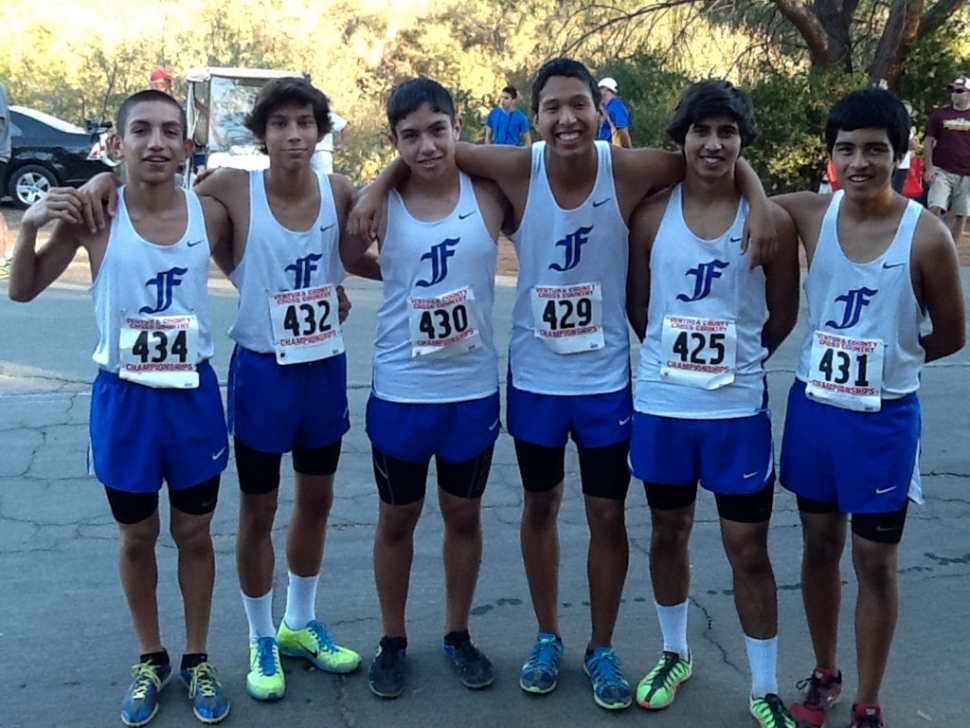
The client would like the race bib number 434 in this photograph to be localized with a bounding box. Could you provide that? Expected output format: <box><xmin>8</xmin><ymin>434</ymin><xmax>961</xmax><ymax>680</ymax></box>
<box><xmin>119</xmin><ymin>314</ymin><xmax>199</xmax><ymax>389</ymax></box>
<box><xmin>269</xmin><ymin>285</ymin><xmax>345</xmax><ymax>365</ymax></box>
<box><xmin>660</xmin><ymin>316</ymin><xmax>737</xmax><ymax>390</ymax></box>
<box><xmin>408</xmin><ymin>287</ymin><xmax>482</xmax><ymax>359</ymax></box>
<box><xmin>805</xmin><ymin>331</ymin><xmax>884</xmax><ymax>412</ymax></box>
<box><xmin>530</xmin><ymin>283</ymin><xmax>604</xmax><ymax>354</ymax></box>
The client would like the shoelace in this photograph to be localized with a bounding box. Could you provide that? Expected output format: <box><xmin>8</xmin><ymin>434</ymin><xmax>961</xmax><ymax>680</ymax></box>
<box><xmin>795</xmin><ymin>673</ymin><xmax>825</xmax><ymax>709</ymax></box>
<box><xmin>648</xmin><ymin>652</ymin><xmax>681</xmax><ymax>688</ymax></box>
<box><xmin>256</xmin><ymin>638</ymin><xmax>279</xmax><ymax>676</ymax></box>
<box><xmin>129</xmin><ymin>664</ymin><xmax>161</xmax><ymax>700</ymax></box>
<box><xmin>588</xmin><ymin>650</ymin><xmax>625</xmax><ymax>688</ymax></box>
<box><xmin>189</xmin><ymin>663</ymin><xmax>219</xmax><ymax>699</ymax></box>
<box><xmin>308</xmin><ymin>621</ymin><xmax>339</xmax><ymax>653</ymax></box>
<box><xmin>852</xmin><ymin>709</ymin><xmax>883</xmax><ymax>728</ymax></box>
<box><xmin>758</xmin><ymin>694</ymin><xmax>791</xmax><ymax>726</ymax></box>
<box><xmin>525</xmin><ymin>638</ymin><xmax>561</xmax><ymax>671</ymax></box>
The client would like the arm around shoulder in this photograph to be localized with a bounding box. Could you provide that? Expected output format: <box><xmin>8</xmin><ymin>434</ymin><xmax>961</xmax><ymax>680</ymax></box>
<box><xmin>915</xmin><ymin>217</ymin><xmax>966</xmax><ymax>362</ymax></box>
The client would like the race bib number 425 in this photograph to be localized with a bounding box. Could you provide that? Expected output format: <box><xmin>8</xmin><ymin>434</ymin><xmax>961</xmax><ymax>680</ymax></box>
<box><xmin>408</xmin><ymin>287</ymin><xmax>482</xmax><ymax>359</ymax></box>
<box><xmin>660</xmin><ymin>316</ymin><xmax>737</xmax><ymax>390</ymax></box>
<box><xmin>805</xmin><ymin>331</ymin><xmax>884</xmax><ymax>412</ymax></box>
<box><xmin>530</xmin><ymin>283</ymin><xmax>604</xmax><ymax>354</ymax></box>
<box><xmin>269</xmin><ymin>285</ymin><xmax>345</xmax><ymax>365</ymax></box>
<box><xmin>118</xmin><ymin>314</ymin><xmax>199</xmax><ymax>389</ymax></box>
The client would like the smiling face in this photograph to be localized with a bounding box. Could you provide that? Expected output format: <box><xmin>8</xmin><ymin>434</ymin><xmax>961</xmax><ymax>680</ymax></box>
<box><xmin>533</xmin><ymin>75</ymin><xmax>600</xmax><ymax>156</ymax></box>
<box><xmin>683</xmin><ymin>114</ymin><xmax>742</xmax><ymax>182</ymax></box>
<box><xmin>260</xmin><ymin>103</ymin><xmax>319</xmax><ymax>171</ymax></box>
<box><xmin>831</xmin><ymin>127</ymin><xmax>897</xmax><ymax>201</ymax></box>
<box><xmin>390</xmin><ymin>103</ymin><xmax>461</xmax><ymax>181</ymax></box>
<box><xmin>118</xmin><ymin>100</ymin><xmax>190</xmax><ymax>184</ymax></box>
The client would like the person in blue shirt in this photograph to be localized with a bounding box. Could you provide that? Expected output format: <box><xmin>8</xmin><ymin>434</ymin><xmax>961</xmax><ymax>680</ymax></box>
<box><xmin>484</xmin><ymin>86</ymin><xmax>531</xmax><ymax>146</ymax></box>
<box><xmin>598</xmin><ymin>77</ymin><xmax>632</xmax><ymax>148</ymax></box>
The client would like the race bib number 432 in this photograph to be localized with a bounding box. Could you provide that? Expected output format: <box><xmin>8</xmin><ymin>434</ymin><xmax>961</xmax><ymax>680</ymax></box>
<box><xmin>118</xmin><ymin>314</ymin><xmax>199</xmax><ymax>389</ymax></box>
<box><xmin>805</xmin><ymin>331</ymin><xmax>884</xmax><ymax>412</ymax></box>
<box><xmin>660</xmin><ymin>316</ymin><xmax>737</xmax><ymax>390</ymax></box>
<box><xmin>408</xmin><ymin>287</ymin><xmax>482</xmax><ymax>359</ymax></box>
<box><xmin>530</xmin><ymin>283</ymin><xmax>604</xmax><ymax>354</ymax></box>
<box><xmin>269</xmin><ymin>285</ymin><xmax>345</xmax><ymax>365</ymax></box>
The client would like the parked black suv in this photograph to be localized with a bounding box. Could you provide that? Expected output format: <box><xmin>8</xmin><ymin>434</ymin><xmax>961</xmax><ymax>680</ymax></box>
<box><xmin>4</xmin><ymin>106</ymin><xmax>114</xmax><ymax>209</ymax></box>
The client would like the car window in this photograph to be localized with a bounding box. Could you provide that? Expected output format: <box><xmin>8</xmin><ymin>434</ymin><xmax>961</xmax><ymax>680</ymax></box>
<box><xmin>11</xmin><ymin>106</ymin><xmax>86</xmax><ymax>134</ymax></box>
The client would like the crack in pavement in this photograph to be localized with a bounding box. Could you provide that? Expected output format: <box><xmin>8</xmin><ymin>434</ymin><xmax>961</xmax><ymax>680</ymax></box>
<box><xmin>688</xmin><ymin>595</ymin><xmax>745</xmax><ymax>677</ymax></box>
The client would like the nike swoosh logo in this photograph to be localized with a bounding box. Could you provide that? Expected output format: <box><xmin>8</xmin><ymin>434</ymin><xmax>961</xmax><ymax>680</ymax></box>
<box><xmin>618</xmin><ymin>415</ymin><xmax>632</xmax><ymax>427</ymax></box>
<box><xmin>729</xmin><ymin>236</ymin><xmax>743</xmax><ymax>243</ymax></box>
<box><xmin>489</xmin><ymin>419</ymin><xmax>500</xmax><ymax>431</ymax></box>
<box><xmin>882</xmin><ymin>262</ymin><xmax>904</xmax><ymax>269</ymax></box>
<box><xmin>875</xmin><ymin>524</ymin><xmax>899</xmax><ymax>533</ymax></box>
<box><xmin>211</xmin><ymin>447</ymin><xmax>227</xmax><ymax>461</ymax></box>
<box><xmin>875</xmin><ymin>485</ymin><xmax>897</xmax><ymax>494</ymax></box>
<box><xmin>187</xmin><ymin>239</ymin><xmax>205</xmax><ymax>247</ymax></box>
<box><xmin>320</xmin><ymin>223</ymin><xmax>336</xmax><ymax>232</ymax></box>
<box><xmin>458</xmin><ymin>212</ymin><xmax>476</xmax><ymax>220</ymax></box>
<box><xmin>592</xmin><ymin>198</ymin><xmax>611</xmax><ymax>207</ymax></box>
<box><xmin>743</xmin><ymin>471</ymin><xmax>759</xmax><ymax>479</ymax></box>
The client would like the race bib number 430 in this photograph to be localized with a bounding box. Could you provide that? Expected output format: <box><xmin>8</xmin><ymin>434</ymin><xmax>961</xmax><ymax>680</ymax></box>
<box><xmin>408</xmin><ymin>287</ymin><xmax>482</xmax><ymax>359</ymax></box>
<box><xmin>269</xmin><ymin>285</ymin><xmax>345</xmax><ymax>365</ymax></box>
<box><xmin>119</xmin><ymin>315</ymin><xmax>199</xmax><ymax>389</ymax></box>
<box><xmin>530</xmin><ymin>283</ymin><xmax>604</xmax><ymax>354</ymax></box>
<box><xmin>660</xmin><ymin>316</ymin><xmax>737</xmax><ymax>390</ymax></box>
<box><xmin>805</xmin><ymin>331</ymin><xmax>884</xmax><ymax>412</ymax></box>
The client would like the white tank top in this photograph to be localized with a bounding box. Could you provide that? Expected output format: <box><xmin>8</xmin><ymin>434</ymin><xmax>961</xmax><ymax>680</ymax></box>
<box><xmin>795</xmin><ymin>191</ymin><xmax>925</xmax><ymax>398</ymax></box>
<box><xmin>228</xmin><ymin>170</ymin><xmax>345</xmax><ymax>353</ymax></box>
<box><xmin>509</xmin><ymin>141</ymin><xmax>630</xmax><ymax>395</ymax></box>
<box><xmin>635</xmin><ymin>185</ymin><xmax>768</xmax><ymax>419</ymax></box>
<box><xmin>373</xmin><ymin>172</ymin><xmax>499</xmax><ymax>403</ymax></box>
<box><xmin>91</xmin><ymin>187</ymin><xmax>213</xmax><ymax>371</ymax></box>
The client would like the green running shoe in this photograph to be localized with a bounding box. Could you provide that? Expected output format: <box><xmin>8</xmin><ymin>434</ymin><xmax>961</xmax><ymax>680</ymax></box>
<box><xmin>246</xmin><ymin>637</ymin><xmax>285</xmax><ymax>701</ymax></box>
<box><xmin>636</xmin><ymin>650</ymin><xmax>693</xmax><ymax>710</ymax></box>
<box><xmin>277</xmin><ymin>619</ymin><xmax>361</xmax><ymax>674</ymax></box>
<box><xmin>121</xmin><ymin>660</ymin><xmax>171</xmax><ymax>726</ymax></box>
<box><xmin>750</xmin><ymin>693</ymin><xmax>796</xmax><ymax>728</ymax></box>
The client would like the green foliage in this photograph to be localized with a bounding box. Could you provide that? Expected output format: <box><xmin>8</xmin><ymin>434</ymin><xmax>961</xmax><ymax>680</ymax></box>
<box><xmin>898</xmin><ymin>11</ymin><xmax>970</xmax><ymax>130</ymax></box>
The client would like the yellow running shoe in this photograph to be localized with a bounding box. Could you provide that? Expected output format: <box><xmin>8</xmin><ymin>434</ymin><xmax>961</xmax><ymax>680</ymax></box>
<box><xmin>636</xmin><ymin>651</ymin><xmax>693</xmax><ymax>710</ymax></box>
<box><xmin>246</xmin><ymin>637</ymin><xmax>285</xmax><ymax>701</ymax></box>
<box><xmin>277</xmin><ymin>619</ymin><xmax>361</xmax><ymax>674</ymax></box>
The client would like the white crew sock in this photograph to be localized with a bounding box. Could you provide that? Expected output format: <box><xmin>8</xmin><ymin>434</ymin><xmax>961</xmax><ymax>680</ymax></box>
<box><xmin>242</xmin><ymin>590</ymin><xmax>276</xmax><ymax>642</ymax></box>
<box><xmin>283</xmin><ymin>571</ymin><xmax>320</xmax><ymax>630</ymax></box>
<box><xmin>745</xmin><ymin>634</ymin><xmax>779</xmax><ymax>698</ymax></box>
<box><xmin>656</xmin><ymin>601</ymin><xmax>690</xmax><ymax>659</ymax></box>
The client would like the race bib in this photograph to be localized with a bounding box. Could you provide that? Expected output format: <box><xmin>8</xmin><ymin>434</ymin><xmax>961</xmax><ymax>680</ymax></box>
<box><xmin>268</xmin><ymin>285</ymin><xmax>345</xmax><ymax>365</ymax></box>
<box><xmin>408</xmin><ymin>287</ymin><xmax>482</xmax><ymax>359</ymax></box>
<box><xmin>805</xmin><ymin>331</ymin><xmax>884</xmax><ymax>412</ymax></box>
<box><xmin>660</xmin><ymin>316</ymin><xmax>737</xmax><ymax>390</ymax></box>
<box><xmin>530</xmin><ymin>283</ymin><xmax>604</xmax><ymax>354</ymax></box>
<box><xmin>118</xmin><ymin>314</ymin><xmax>199</xmax><ymax>389</ymax></box>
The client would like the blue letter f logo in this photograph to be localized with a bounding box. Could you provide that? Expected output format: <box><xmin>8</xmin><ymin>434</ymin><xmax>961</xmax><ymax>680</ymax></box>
<box><xmin>826</xmin><ymin>287</ymin><xmax>878</xmax><ymax>329</ymax></box>
<box><xmin>677</xmin><ymin>260</ymin><xmax>729</xmax><ymax>302</ymax></box>
<box><xmin>140</xmin><ymin>267</ymin><xmax>188</xmax><ymax>314</ymax></box>
<box><xmin>416</xmin><ymin>238</ymin><xmax>459</xmax><ymax>287</ymax></box>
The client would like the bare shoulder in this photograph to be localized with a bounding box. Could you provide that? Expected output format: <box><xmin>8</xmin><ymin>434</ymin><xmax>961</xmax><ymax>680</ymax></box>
<box><xmin>630</xmin><ymin>187</ymin><xmax>672</xmax><ymax>233</ymax></box>
<box><xmin>470</xmin><ymin>176</ymin><xmax>507</xmax><ymax>205</ymax></box>
<box><xmin>771</xmin><ymin>190</ymin><xmax>829</xmax><ymax>226</ymax></box>
<box><xmin>195</xmin><ymin>167</ymin><xmax>249</xmax><ymax>203</ymax></box>
<box><xmin>913</xmin><ymin>206</ymin><xmax>959</xmax><ymax>262</ymax></box>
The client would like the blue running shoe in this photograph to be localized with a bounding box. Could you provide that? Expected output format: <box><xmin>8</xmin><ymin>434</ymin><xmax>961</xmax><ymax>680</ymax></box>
<box><xmin>121</xmin><ymin>661</ymin><xmax>171</xmax><ymax>726</ymax></box>
<box><xmin>519</xmin><ymin>633</ymin><xmax>564</xmax><ymax>695</ymax></box>
<box><xmin>584</xmin><ymin>647</ymin><xmax>632</xmax><ymax>710</ymax></box>
<box><xmin>181</xmin><ymin>661</ymin><xmax>230</xmax><ymax>724</ymax></box>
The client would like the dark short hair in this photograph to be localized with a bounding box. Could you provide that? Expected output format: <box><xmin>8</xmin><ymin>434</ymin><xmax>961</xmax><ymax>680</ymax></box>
<box><xmin>245</xmin><ymin>77</ymin><xmax>331</xmax><ymax>146</ymax></box>
<box><xmin>502</xmin><ymin>86</ymin><xmax>518</xmax><ymax>99</ymax></box>
<box><xmin>531</xmin><ymin>57</ymin><xmax>601</xmax><ymax>116</ymax></box>
<box><xmin>386</xmin><ymin>77</ymin><xmax>456</xmax><ymax>132</ymax></box>
<box><xmin>116</xmin><ymin>90</ymin><xmax>187</xmax><ymax>139</ymax></box>
<box><xmin>666</xmin><ymin>80</ymin><xmax>757</xmax><ymax>148</ymax></box>
<box><xmin>825</xmin><ymin>88</ymin><xmax>910</xmax><ymax>161</ymax></box>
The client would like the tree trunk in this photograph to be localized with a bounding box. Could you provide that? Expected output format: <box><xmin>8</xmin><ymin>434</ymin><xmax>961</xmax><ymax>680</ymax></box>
<box><xmin>869</xmin><ymin>0</ymin><xmax>924</xmax><ymax>90</ymax></box>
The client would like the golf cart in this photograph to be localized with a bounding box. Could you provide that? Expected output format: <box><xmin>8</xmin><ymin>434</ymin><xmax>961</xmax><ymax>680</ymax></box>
<box><xmin>185</xmin><ymin>67</ymin><xmax>305</xmax><ymax>176</ymax></box>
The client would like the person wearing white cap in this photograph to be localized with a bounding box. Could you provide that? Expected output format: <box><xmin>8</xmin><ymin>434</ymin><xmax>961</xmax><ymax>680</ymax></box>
<box><xmin>923</xmin><ymin>74</ymin><xmax>970</xmax><ymax>241</ymax></box>
<box><xmin>598</xmin><ymin>77</ymin><xmax>632</xmax><ymax>148</ymax></box>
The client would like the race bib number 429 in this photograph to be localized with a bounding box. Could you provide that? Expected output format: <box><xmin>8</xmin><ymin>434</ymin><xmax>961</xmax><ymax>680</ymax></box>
<box><xmin>805</xmin><ymin>331</ymin><xmax>884</xmax><ymax>412</ymax></box>
<box><xmin>530</xmin><ymin>283</ymin><xmax>604</xmax><ymax>354</ymax></box>
<box><xmin>118</xmin><ymin>314</ymin><xmax>199</xmax><ymax>389</ymax></box>
<box><xmin>660</xmin><ymin>316</ymin><xmax>737</xmax><ymax>390</ymax></box>
<box><xmin>269</xmin><ymin>285</ymin><xmax>345</xmax><ymax>365</ymax></box>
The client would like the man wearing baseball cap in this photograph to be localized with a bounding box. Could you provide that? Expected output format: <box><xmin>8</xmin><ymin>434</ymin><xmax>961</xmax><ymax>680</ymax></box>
<box><xmin>598</xmin><ymin>77</ymin><xmax>632</xmax><ymax>148</ymax></box>
<box><xmin>150</xmin><ymin>68</ymin><xmax>175</xmax><ymax>96</ymax></box>
<box><xmin>923</xmin><ymin>75</ymin><xmax>970</xmax><ymax>241</ymax></box>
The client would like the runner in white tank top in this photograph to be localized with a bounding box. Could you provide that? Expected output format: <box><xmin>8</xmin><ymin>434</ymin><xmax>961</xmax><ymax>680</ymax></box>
<box><xmin>9</xmin><ymin>91</ymin><xmax>235</xmax><ymax>725</ymax></box>
<box><xmin>773</xmin><ymin>88</ymin><xmax>965</xmax><ymax>728</ymax></box>
<box><xmin>625</xmin><ymin>80</ymin><xmax>801</xmax><ymax>725</ymax></box>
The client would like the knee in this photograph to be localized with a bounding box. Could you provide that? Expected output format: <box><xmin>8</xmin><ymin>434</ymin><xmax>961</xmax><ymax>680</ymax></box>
<box><xmin>378</xmin><ymin>504</ymin><xmax>422</xmax><ymax>544</ymax></box>
<box><xmin>587</xmin><ymin>500</ymin><xmax>627</xmax><ymax>541</ymax></box>
<box><xmin>724</xmin><ymin>536</ymin><xmax>771</xmax><ymax>579</ymax></box>
<box><xmin>854</xmin><ymin>547</ymin><xmax>897</xmax><ymax>592</ymax></box>
<box><xmin>119</xmin><ymin>521</ymin><xmax>159</xmax><ymax>560</ymax></box>
<box><xmin>650</xmin><ymin>512</ymin><xmax>692</xmax><ymax>553</ymax></box>
<box><xmin>523</xmin><ymin>490</ymin><xmax>561</xmax><ymax>527</ymax></box>
<box><xmin>240</xmin><ymin>494</ymin><xmax>278</xmax><ymax>534</ymax></box>
<box><xmin>170</xmin><ymin>517</ymin><xmax>213</xmax><ymax>555</ymax></box>
<box><xmin>802</xmin><ymin>532</ymin><xmax>843</xmax><ymax>567</ymax></box>
<box><xmin>442</xmin><ymin>502</ymin><xmax>481</xmax><ymax>539</ymax></box>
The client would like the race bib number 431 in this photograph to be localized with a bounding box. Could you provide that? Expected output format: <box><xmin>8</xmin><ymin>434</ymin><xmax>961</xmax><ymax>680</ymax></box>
<box><xmin>530</xmin><ymin>283</ymin><xmax>604</xmax><ymax>354</ymax></box>
<box><xmin>269</xmin><ymin>285</ymin><xmax>345</xmax><ymax>365</ymax></box>
<box><xmin>408</xmin><ymin>287</ymin><xmax>482</xmax><ymax>359</ymax></box>
<box><xmin>119</xmin><ymin>314</ymin><xmax>199</xmax><ymax>389</ymax></box>
<box><xmin>805</xmin><ymin>331</ymin><xmax>884</xmax><ymax>412</ymax></box>
<box><xmin>660</xmin><ymin>316</ymin><xmax>737</xmax><ymax>390</ymax></box>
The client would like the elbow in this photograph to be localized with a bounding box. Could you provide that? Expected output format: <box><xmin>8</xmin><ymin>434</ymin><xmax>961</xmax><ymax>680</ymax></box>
<box><xmin>8</xmin><ymin>285</ymin><xmax>35</xmax><ymax>303</ymax></box>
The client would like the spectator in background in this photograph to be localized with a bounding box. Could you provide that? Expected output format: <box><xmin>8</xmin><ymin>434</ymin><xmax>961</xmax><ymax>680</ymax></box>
<box><xmin>150</xmin><ymin>67</ymin><xmax>175</xmax><ymax>96</ymax></box>
<box><xmin>924</xmin><ymin>75</ymin><xmax>970</xmax><ymax>241</ymax></box>
<box><xmin>598</xmin><ymin>77</ymin><xmax>632</xmax><ymax>148</ymax></box>
<box><xmin>311</xmin><ymin>111</ymin><xmax>347</xmax><ymax>175</ymax></box>
<box><xmin>484</xmin><ymin>86</ymin><xmax>531</xmax><ymax>146</ymax></box>
<box><xmin>891</xmin><ymin>100</ymin><xmax>918</xmax><ymax>195</ymax></box>
<box><xmin>0</xmin><ymin>80</ymin><xmax>10</xmax><ymax>278</ymax></box>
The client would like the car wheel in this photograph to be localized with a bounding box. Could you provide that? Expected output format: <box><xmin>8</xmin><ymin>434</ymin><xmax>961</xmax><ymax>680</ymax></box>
<box><xmin>9</xmin><ymin>165</ymin><xmax>58</xmax><ymax>209</ymax></box>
